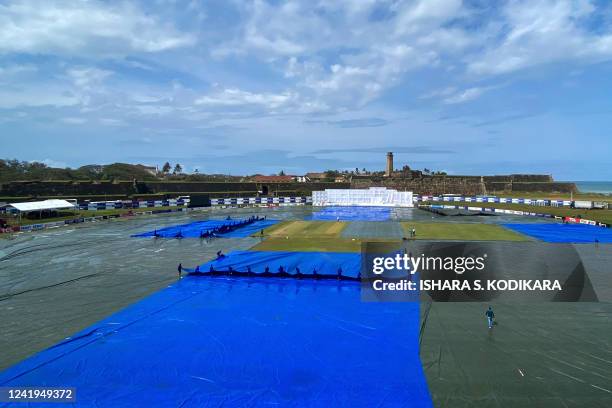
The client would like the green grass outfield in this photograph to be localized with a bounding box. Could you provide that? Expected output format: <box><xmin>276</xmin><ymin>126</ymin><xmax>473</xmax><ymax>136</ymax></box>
<box><xmin>254</xmin><ymin>221</ymin><xmax>400</xmax><ymax>252</ymax></box>
<box><xmin>260</xmin><ymin>220</ymin><xmax>347</xmax><ymax>238</ymax></box>
<box><xmin>254</xmin><ymin>220</ymin><xmax>350</xmax><ymax>252</ymax></box>
<box><xmin>252</xmin><ymin>237</ymin><xmax>364</xmax><ymax>252</ymax></box>
<box><xmin>401</xmin><ymin>222</ymin><xmax>529</xmax><ymax>241</ymax></box>
<box><xmin>252</xmin><ymin>220</ymin><xmax>529</xmax><ymax>251</ymax></box>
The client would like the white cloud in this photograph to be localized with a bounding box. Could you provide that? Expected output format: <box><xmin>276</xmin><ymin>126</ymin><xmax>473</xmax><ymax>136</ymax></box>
<box><xmin>443</xmin><ymin>87</ymin><xmax>488</xmax><ymax>104</ymax></box>
<box><xmin>67</xmin><ymin>68</ymin><xmax>113</xmax><ymax>89</ymax></box>
<box><xmin>195</xmin><ymin>88</ymin><xmax>297</xmax><ymax>110</ymax></box>
<box><xmin>99</xmin><ymin>118</ymin><xmax>126</xmax><ymax>126</ymax></box>
<box><xmin>130</xmin><ymin>95</ymin><xmax>167</xmax><ymax>104</ymax></box>
<box><xmin>209</xmin><ymin>0</ymin><xmax>475</xmax><ymax>109</ymax></box>
<box><xmin>2</xmin><ymin>0</ymin><xmax>612</xmax><ymax>127</ymax></box>
<box><xmin>0</xmin><ymin>0</ymin><xmax>195</xmax><ymax>57</ymax></box>
<box><xmin>420</xmin><ymin>86</ymin><xmax>457</xmax><ymax>100</ymax></box>
<box><xmin>133</xmin><ymin>105</ymin><xmax>176</xmax><ymax>116</ymax></box>
<box><xmin>394</xmin><ymin>0</ymin><xmax>464</xmax><ymax>36</ymax></box>
<box><xmin>0</xmin><ymin>64</ymin><xmax>38</xmax><ymax>76</ymax></box>
<box><xmin>0</xmin><ymin>86</ymin><xmax>79</xmax><ymax>108</ymax></box>
<box><xmin>468</xmin><ymin>0</ymin><xmax>612</xmax><ymax>75</ymax></box>
<box><xmin>205</xmin><ymin>0</ymin><xmax>612</xmax><ymax>112</ymax></box>
<box><xmin>61</xmin><ymin>117</ymin><xmax>86</xmax><ymax>124</ymax></box>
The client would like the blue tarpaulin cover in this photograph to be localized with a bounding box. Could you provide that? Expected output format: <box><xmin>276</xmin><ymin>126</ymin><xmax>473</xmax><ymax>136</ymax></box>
<box><xmin>0</xmin><ymin>277</ymin><xmax>432</xmax><ymax>407</ymax></box>
<box><xmin>196</xmin><ymin>250</ymin><xmax>362</xmax><ymax>278</ymax></box>
<box><xmin>503</xmin><ymin>223</ymin><xmax>612</xmax><ymax>243</ymax></box>
<box><xmin>309</xmin><ymin>206</ymin><xmax>391</xmax><ymax>221</ymax></box>
<box><xmin>131</xmin><ymin>219</ymin><xmax>279</xmax><ymax>239</ymax></box>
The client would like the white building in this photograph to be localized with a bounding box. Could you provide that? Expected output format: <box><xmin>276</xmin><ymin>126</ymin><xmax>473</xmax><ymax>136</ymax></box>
<box><xmin>312</xmin><ymin>187</ymin><xmax>413</xmax><ymax>207</ymax></box>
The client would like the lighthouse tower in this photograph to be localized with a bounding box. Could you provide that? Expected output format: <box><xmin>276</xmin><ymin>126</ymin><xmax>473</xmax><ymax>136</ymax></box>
<box><xmin>385</xmin><ymin>152</ymin><xmax>394</xmax><ymax>177</ymax></box>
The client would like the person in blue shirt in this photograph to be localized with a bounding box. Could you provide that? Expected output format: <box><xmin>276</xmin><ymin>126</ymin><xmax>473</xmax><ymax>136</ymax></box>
<box><xmin>485</xmin><ymin>306</ymin><xmax>495</xmax><ymax>329</ymax></box>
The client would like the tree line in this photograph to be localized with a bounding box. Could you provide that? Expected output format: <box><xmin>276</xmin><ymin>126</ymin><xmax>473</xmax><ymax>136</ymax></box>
<box><xmin>0</xmin><ymin>159</ymin><xmax>242</xmax><ymax>183</ymax></box>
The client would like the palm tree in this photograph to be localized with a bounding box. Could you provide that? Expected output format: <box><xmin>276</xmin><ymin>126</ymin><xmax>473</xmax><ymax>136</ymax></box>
<box><xmin>162</xmin><ymin>162</ymin><xmax>171</xmax><ymax>174</ymax></box>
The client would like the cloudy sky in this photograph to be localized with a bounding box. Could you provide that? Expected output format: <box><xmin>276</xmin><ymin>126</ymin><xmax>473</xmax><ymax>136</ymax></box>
<box><xmin>1</xmin><ymin>0</ymin><xmax>611</xmax><ymax>180</ymax></box>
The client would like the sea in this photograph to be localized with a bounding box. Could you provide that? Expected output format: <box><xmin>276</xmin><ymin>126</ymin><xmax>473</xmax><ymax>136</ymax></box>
<box><xmin>571</xmin><ymin>181</ymin><xmax>612</xmax><ymax>195</ymax></box>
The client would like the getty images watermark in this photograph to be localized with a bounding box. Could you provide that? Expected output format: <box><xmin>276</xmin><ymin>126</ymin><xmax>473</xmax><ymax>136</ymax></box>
<box><xmin>371</xmin><ymin>252</ymin><xmax>561</xmax><ymax>292</ymax></box>
<box><xmin>360</xmin><ymin>241</ymin><xmax>599</xmax><ymax>302</ymax></box>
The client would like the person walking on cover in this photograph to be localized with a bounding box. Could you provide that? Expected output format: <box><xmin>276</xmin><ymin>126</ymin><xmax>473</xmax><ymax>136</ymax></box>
<box><xmin>485</xmin><ymin>306</ymin><xmax>495</xmax><ymax>329</ymax></box>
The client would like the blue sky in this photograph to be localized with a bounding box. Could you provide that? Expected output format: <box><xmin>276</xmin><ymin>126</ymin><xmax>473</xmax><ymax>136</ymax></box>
<box><xmin>1</xmin><ymin>0</ymin><xmax>611</xmax><ymax>180</ymax></box>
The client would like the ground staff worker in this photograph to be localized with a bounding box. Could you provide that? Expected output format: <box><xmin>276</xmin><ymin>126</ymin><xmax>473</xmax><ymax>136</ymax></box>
<box><xmin>485</xmin><ymin>306</ymin><xmax>495</xmax><ymax>329</ymax></box>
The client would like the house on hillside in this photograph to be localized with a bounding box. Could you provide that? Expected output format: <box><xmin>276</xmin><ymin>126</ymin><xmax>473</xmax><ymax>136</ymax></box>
<box><xmin>305</xmin><ymin>172</ymin><xmax>326</xmax><ymax>181</ymax></box>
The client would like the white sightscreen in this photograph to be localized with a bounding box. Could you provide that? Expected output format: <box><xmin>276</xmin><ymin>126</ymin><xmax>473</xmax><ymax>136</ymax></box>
<box><xmin>312</xmin><ymin>187</ymin><xmax>413</xmax><ymax>207</ymax></box>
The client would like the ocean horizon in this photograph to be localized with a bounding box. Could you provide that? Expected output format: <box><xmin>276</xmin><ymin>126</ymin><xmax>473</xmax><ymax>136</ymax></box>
<box><xmin>567</xmin><ymin>181</ymin><xmax>612</xmax><ymax>194</ymax></box>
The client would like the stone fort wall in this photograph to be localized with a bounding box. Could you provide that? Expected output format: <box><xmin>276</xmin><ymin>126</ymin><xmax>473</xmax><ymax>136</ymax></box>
<box><xmin>0</xmin><ymin>175</ymin><xmax>575</xmax><ymax>200</ymax></box>
<box><xmin>351</xmin><ymin>175</ymin><xmax>574</xmax><ymax>195</ymax></box>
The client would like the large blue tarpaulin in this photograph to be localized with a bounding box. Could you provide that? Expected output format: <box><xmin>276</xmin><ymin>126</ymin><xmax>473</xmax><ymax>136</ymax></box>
<box><xmin>503</xmin><ymin>223</ymin><xmax>612</xmax><ymax>243</ymax></box>
<box><xmin>309</xmin><ymin>206</ymin><xmax>392</xmax><ymax>221</ymax></box>
<box><xmin>0</xmin><ymin>277</ymin><xmax>432</xmax><ymax>407</ymax></box>
<box><xmin>131</xmin><ymin>219</ymin><xmax>278</xmax><ymax>239</ymax></box>
<box><xmin>197</xmin><ymin>250</ymin><xmax>362</xmax><ymax>278</ymax></box>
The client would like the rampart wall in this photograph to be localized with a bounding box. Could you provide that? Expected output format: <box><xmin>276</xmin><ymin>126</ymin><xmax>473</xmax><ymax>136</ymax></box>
<box><xmin>0</xmin><ymin>174</ymin><xmax>573</xmax><ymax>201</ymax></box>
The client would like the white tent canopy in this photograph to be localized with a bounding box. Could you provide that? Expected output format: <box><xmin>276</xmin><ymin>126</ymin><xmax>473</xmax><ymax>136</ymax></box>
<box><xmin>313</xmin><ymin>187</ymin><xmax>413</xmax><ymax>207</ymax></box>
<box><xmin>9</xmin><ymin>199</ymin><xmax>76</xmax><ymax>213</ymax></box>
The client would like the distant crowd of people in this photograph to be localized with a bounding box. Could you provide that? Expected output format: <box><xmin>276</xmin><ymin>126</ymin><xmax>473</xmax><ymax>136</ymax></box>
<box><xmin>179</xmin><ymin>262</ymin><xmax>358</xmax><ymax>281</ymax></box>
<box><xmin>198</xmin><ymin>215</ymin><xmax>266</xmax><ymax>239</ymax></box>
<box><xmin>152</xmin><ymin>215</ymin><xmax>266</xmax><ymax>239</ymax></box>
